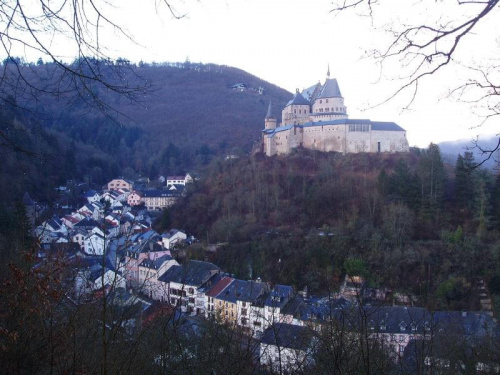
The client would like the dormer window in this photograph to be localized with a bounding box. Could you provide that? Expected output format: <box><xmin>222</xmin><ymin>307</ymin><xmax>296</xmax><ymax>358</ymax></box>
<box><xmin>411</xmin><ymin>323</ymin><xmax>417</xmax><ymax>331</ymax></box>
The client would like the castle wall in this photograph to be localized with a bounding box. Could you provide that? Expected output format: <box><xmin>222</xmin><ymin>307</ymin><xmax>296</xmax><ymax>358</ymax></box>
<box><xmin>302</xmin><ymin>124</ymin><xmax>346</xmax><ymax>153</ymax></box>
<box><xmin>345</xmin><ymin>130</ymin><xmax>372</xmax><ymax>153</ymax></box>
<box><xmin>370</xmin><ymin>130</ymin><xmax>409</xmax><ymax>152</ymax></box>
<box><xmin>289</xmin><ymin>126</ymin><xmax>302</xmax><ymax>150</ymax></box>
<box><xmin>264</xmin><ymin>126</ymin><xmax>409</xmax><ymax>156</ymax></box>
<box><xmin>282</xmin><ymin>104</ymin><xmax>310</xmax><ymax>124</ymax></box>
<box><xmin>273</xmin><ymin>132</ymin><xmax>291</xmax><ymax>155</ymax></box>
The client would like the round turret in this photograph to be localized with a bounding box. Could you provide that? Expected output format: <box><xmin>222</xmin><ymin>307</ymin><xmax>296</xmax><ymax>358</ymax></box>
<box><xmin>264</xmin><ymin>102</ymin><xmax>277</xmax><ymax>130</ymax></box>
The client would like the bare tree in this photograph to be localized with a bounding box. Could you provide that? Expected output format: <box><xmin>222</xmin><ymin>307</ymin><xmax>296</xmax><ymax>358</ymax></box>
<box><xmin>330</xmin><ymin>0</ymin><xmax>500</xmax><ymax>165</ymax></box>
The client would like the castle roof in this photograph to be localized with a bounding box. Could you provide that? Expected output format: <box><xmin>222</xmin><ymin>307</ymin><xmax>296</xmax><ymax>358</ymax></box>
<box><xmin>286</xmin><ymin>91</ymin><xmax>310</xmax><ymax>106</ymax></box>
<box><xmin>265</xmin><ymin>102</ymin><xmax>275</xmax><ymax>119</ymax></box>
<box><xmin>302</xmin><ymin>82</ymin><xmax>322</xmax><ymax>103</ymax></box>
<box><xmin>317</xmin><ymin>78</ymin><xmax>342</xmax><ymax>99</ymax></box>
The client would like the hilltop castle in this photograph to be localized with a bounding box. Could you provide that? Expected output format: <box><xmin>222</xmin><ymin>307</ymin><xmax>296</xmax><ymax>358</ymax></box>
<box><xmin>261</xmin><ymin>68</ymin><xmax>409</xmax><ymax>156</ymax></box>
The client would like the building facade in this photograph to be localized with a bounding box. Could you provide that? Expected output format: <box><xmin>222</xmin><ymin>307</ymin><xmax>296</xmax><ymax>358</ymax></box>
<box><xmin>262</xmin><ymin>69</ymin><xmax>409</xmax><ymax>156</ymax></box>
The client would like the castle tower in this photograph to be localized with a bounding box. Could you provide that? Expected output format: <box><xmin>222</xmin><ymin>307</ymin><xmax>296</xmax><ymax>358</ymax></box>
<box><xmin>264</xmin><ymin>102</ymin><xmax>277</xmax><ymax>130</ymax></box>
<box><xmin>311</xmin><ymin>73</ymin><xmax>348</xmax><ymax>120</ymax></box>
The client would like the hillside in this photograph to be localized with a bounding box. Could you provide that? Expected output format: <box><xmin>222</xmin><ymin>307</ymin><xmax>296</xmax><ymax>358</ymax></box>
<box><xmin>169</xmin><ymin>148</ymin><xmax>500</xmax><ymax>306</ymax></box>
<box><xmin>0</xmin><ymin>61</ymin><xmax>292</xmax><ymax>202</ymax></box>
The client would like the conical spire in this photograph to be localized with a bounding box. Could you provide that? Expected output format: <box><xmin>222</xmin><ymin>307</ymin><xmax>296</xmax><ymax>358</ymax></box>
<box><xmin>327</xmin><ymin>63</ymin><xmax>330</xmax><ymax>78</ymax></box>
<box><xmin>265</xmin><ymin>101</ymin><xmax>275</xmax><ymax>119</ymax></box>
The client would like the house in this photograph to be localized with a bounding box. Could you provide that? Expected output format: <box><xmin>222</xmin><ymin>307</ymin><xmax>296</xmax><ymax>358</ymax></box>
<box><xmin>260</xmin><ymin>323</ymin><xmax>316</xmax><ymax>373</ymax></box>
<box><xmin>61</xmin><ymin>213</ymin><xmax>83</xmax><ymax>229</ymax></box>
<box><xmin>75</xmin><ymin>261</ymin><xmax>126</xmax><ymax>298</ymax></box>
<box><xmin>35</xmin><ymin>216</ymin><xmax>68</xmax><ymax>242</ymax></box>
<box><xmin>127</xmin><ymin>190</ymin><xmax>143</xmax><ymax>206</ymax></box>
<box><xmin>158</xmin><ymin>260</ymin><xmax>220</xmax><ymax>313</ymax></box>
<box><xmin>78</xmin><ymin>202</ymin><xmax>104</xmax><ymax>220</ymax></box>
<box><xmin>121</xmin><ymin>230</ymin><xmax>171</xmax><ymax>284</ymax></box>
<box><xmin>73</xmin><ymin>217</ymin><xmax>100</xmax><ymax>231</ymax></box>
<box><xmin>263</xmin><ymin>285</ymin><xmax>295</xmax><ymax>329</ymax></box>
<box><xmin>70</xmin><ymin>228</ymin><xmax>88</xmax><ymax>249</ymax></box>
<box><xmin>364</xmin><ymin>306</ymin><xmax>431</xmax><ymax>357</ymax></box>
<box><xmin>105</xmin><ymin>212</ymin><xmax>121</xmax><ymax>227</ymax></box>
<box><xmin>231</xmin><ymin>83</ymin><xmax>247</xmax><ymax>91</ymax></box>
<box><xmin>138</xmin><ymin>255</ymin><xmax>179</xmax><ymax>300</ymax></box>
<box><xmin>161</xmin><ymin>229</ymin><xmax>187</xmax><ymax>250</ymax></box>
<box><xmin>119</xmin><ymin>212</ymin><xmax>136</xmax><ymax>235</ymax></box>
<box><xmin>83</xmin><ymin>227</ymin><xmax>108</xmax><ymax>256</ymax></box>
<box><xmin>205</xmin><ymin>276</ymin><xmax>234</xmax><ymax>318</ymax></box>
<box><xmin>107</xmin><ymin>178</ymin><xmax>134</xmax><ymax>191</ymax></box>
<box><xmin>142</xmin><ymin>189</ymin><xmax>182</xmax><ymax>210</ymax></box>
<box><xmin>83</xmin><ymin>189</ymin><xmax>101</xmax><ymax>203</ymax></box>
<box><xmin>37</xmin><ymin>242</ymin><xmax>81</xmax><ymax>260</ymax></box>
<box><xmin>220</xmin><ymin>279</ymin><xmax>268</xmax><ymax>330</ymax></box>
<box><xmin>101</xmin><ymin>190</ymin><xmax>119</xmax><ymax>204</ymax></box>
<box><xmin>339</xmin><ymin>274</ymin><xmax>366</xmax><ymax>301</ymax></box>
<box><xmin>166</xmin><ymin>174</ymin><xmax>192</xmax><ymax>186</ymax></box>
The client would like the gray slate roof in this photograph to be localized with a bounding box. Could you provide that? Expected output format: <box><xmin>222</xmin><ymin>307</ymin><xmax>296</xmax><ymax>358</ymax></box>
<box><xmin>317</xmin><ymin>78</ymin><xmax>342</xmax><ymax>99</ymax></box>
<box><xmin>158</xmin><ymin>260</ymin><xmax>220</xmax><ymax>287</ymax></box>
<box><xmin>265</xmin><ymin>102</ymin><xmax>275</xmax><ymax>119</ymax></box>
<box><xmin>286</xmin><ymin>91</ymin><xmax>310</xmax><ymax>107</ymax></box>
<box><xmin>261</xmin><ymin>323</ymin><xmax>314</xmax><ymax>350</ymax></box>
<box><xmin>215</xmin><ymin>279</ymin><xmax>268</xmax><ymax>304</ymax></box>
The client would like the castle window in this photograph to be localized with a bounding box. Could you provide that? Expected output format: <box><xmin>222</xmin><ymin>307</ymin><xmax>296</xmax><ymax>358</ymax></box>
<box><xmin>320</xmin><ymin>100</ymin><xmax>322</xmax><ymax>104</ymax></box>
<box><xmin>326</xmin><ymin>99</ymin><xmax>329</xmax><ymax>103</ymax></box>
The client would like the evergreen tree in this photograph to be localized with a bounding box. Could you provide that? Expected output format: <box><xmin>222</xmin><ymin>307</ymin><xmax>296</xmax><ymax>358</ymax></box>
<box><xmin>454</xmin><ymin>152</ymin><xmax>476</xmax><ymax>211</ymax></box>
<box><xmin>493</xmin><ymin>173</ymin><xmax>500</xmax><ymax>230</ymax></box>
<box><xmin>474</xmin><ymin>173</ymin><xmax>492</xmax><ymax>239</ymax></box>
<box><xmin>389</xmin><ymin>159</ymin><xmax>419</xmax><ymax>209</ymax></box>
<box><xmin>417</xmin><ymin>143</ymin><xmax>445</xmax><ymax>214</ymax></box>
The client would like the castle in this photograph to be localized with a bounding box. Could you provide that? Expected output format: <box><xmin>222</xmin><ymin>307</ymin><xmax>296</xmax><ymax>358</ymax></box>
<box><xmin>262</xmin><ymin>69</ymin><xmax>409</xmax><ymax>156</ymax></box>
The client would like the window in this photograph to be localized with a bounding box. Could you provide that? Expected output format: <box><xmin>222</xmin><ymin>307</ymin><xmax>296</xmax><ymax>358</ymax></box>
<box><xmin>326</xmin><ymin>99</ymin><xmax>329</xmax><ymax>103</ymax></box>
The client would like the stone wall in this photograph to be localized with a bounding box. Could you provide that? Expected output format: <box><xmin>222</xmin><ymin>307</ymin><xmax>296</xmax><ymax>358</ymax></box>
<box><xmin>263</xmin><ymin>124</ymin><xmax>409</xmax><ymax>156</ymax></box>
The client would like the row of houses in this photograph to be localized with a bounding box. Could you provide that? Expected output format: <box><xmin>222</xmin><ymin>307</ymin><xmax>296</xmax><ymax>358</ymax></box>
<box><xmin>107</xmin><ymin>249</ymin><xmax>500</xmax><ymax>373</ymax></box>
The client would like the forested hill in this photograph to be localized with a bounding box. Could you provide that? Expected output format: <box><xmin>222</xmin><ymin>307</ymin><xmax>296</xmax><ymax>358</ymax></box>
<box><xmin>0</xmin><ymin>60</ymin><xmax>291</xmax><ymax>202</ymax></box>
<box><xmin>169</xmin><ymin>148</ymin><xmax>500</xmax><ymax>305</ymax></box>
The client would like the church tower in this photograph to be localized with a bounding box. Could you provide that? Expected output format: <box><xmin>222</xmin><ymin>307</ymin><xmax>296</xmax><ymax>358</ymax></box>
<box><xmin>264</xmin><ymin>102</ymin><xmax>277</xmax><ymax>130</ymax></box>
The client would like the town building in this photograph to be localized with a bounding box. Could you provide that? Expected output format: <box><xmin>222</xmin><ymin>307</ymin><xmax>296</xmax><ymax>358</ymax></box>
<box><xmin>142</xmin><ymin>189</ymin><xmax>182</xmax><ymax>210</ymax></box>
<box><xmin>107</xmin><ymin>178</ymin><xmax>134</xmax><ymax>191</ymax></box>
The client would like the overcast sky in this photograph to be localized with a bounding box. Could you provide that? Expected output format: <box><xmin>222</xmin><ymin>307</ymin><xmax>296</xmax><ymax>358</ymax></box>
<box><xmin>14</xmin><ymin>0</ymin><xmax>500</xmax><ymax>148</ymax></box>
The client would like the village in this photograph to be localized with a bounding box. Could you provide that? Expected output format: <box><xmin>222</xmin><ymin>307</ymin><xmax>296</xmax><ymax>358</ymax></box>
<box><xmin>26</xmin><ymin>174</ymin><xmax>500</xmax><ymax>373</ymax></box>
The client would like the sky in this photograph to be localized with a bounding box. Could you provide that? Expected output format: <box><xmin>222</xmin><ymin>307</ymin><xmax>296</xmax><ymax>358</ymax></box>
<box><xmin>9</xmin><ymin>0</ymin><xmax>500</xmax><ymax>148</ymax></box>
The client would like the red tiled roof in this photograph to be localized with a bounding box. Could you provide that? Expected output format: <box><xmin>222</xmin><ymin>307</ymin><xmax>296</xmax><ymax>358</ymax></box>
<box><xmin>206</xmin><ymin>276</ymin><xmax>234</xmax><ymax>297</ymax></box>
